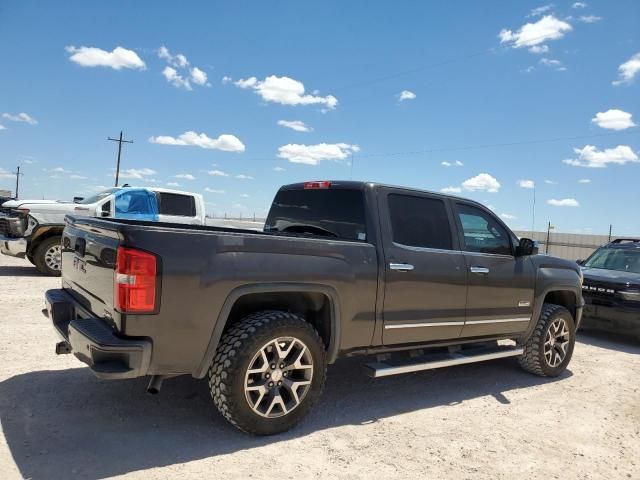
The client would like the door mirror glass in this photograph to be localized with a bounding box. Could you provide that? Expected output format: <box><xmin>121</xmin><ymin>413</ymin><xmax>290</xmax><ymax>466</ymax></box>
<box><xmin>100</xmin><ymin>201</ymin><xmax>111</xmax><ymax>217</ymax></box>
<box><xmin>516</xmin><ymin>237</ymin><xmax>538</xmax><ymax>256</ymax></box>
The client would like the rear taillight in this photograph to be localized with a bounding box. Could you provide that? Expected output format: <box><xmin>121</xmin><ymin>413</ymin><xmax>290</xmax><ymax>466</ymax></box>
<box><xmin>303</xmin><ymin>181</ymin><xmax>331</xmax><ymax>189</ymax></box>
<box><xmin>115</xmin><ymin>247</ymin><xmax>157</xmax><ymax>313</ymax></box>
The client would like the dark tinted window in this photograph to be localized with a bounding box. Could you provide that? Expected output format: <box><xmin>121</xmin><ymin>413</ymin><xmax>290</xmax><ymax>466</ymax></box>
<box><xmin>388</xmin><ymin>194</ymin><xmax>452</xmax><ymax>250</ymax></box>
<box><xmin>158</xmin><ymin>193</ymin><xmax>196</xmax><ymax>216</ymax></box>
<box><xmin>265</xmin><ymin>188</ymin><xmax>366</xmax><ymax>241</ymax></box>
<box><xmin>457</xmin><ymin>204</ymin><xmax>512</xmax><ymax>255</ymax></box>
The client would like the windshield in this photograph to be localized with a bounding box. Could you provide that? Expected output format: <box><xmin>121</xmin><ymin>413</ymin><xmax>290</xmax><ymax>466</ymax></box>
<box><xmin>584</xmin><ymin>248</ymin><xmax>640</xmax><ymax>274</ymax></box>
<box><xmin>77</xmin><ymin>188</ymin><xmax>120</xmax><ymax>205</ymax></box>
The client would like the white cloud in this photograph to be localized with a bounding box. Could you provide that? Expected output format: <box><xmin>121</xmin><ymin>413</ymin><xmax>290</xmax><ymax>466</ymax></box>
<box><xmin>499</xmin><ymin>15</ymin><xmax>572</xmax><ymax>49</ymax></box>
<box><xmin>462</xmin><ymin>173</ymin><xmax>501</xmax><ymax>193</ymax></box>
<box><xmin>236</xmin><ymin>174</ymin><xmax>254</xmax><ymax>180</ymax></box>
<box><xmin>577</xmin><ymin>15</ymin><xmax>601</xmax><ymax>23</ymax></box>
<box><xmin>221</xmin><ymin>76</ymin><xmax>233</xmax><ymax>84</ymax></box>
<box><xmin>500</xmin><ymin>213</ymin><xmax>517</xmax><ymax>220</ymax></box>
<box><xmin>399</xmin><ymin>90</ymin><xmax>416</xmax><ymax>101</ymax></box>
<box><xmin>277</xmin><ymin>120</ymin><xmax>313</xmax><ymax>132</ymax></box>
<box><xmin>166</xmin><ymin>182</ymin><xmax>180</xmax><ymax>187</ymax></box>
<box><xmin>572</xmin><ymin>2</ymin><xmax>587</xmax><ymax>8</ymax></box>
<box><xmin>205</xmin><ymin>187</ymin><xmax>225</xmax><ymax>194</ymax></box>
<box><xmin>274</xmin><ymin>166</ymin><xmax>286</xmax><ymax>172</ymax></box>
<box><xmin>2</xmin><ymin>112</ymin><xmax>38</xmax><ymax>125</ymax></box>
<box><xmin>562</xmin><ymin>145</ymin><xmax>639</xmax><ymax>168</ymax></box>
<box><xmin>119</xmin><ymin>168</ymin><xmax>157</xmax><ymax>179</ymax></box>
<box><xmin>175</xmin><ymin>173</ymin><xmax>195</xmax><ymax>180</ymax></box>
<box><xmin>441</xmin><ymin>161</ymin><xmax>451</xmax><ymax>167</ymax></box>
<box><xmin>591</xmin><ymin>109</ymin><xmax>636</xmax><ymax>130</ymax></box>
<box><xmin>277</xmin><ymin>143</ymin><xmax>360</xmax><ymax>165</ymax></box>
<box><xmin>162</xmin><ymin>66</ymin><xmax>192</xmax><ymax>90</ymax></box>
<box><xmin>539</xmin><ymin>57</ymin><xmax>566</xmax><ymax>71</ymax></box>
<box><xmin>441</xmin><ymin>186</ymin><xmax>462</xmax><ymax>194</ymax></box>
<box><xmin>190</xmin><ymin>67</ymin><xmax>208</xmax><ymax>86</ymax></box>
<box><xmin>52</xmin><ymin>167</ymin><xmax>66</xmax><ymax>172</ymax></box>
<box><xmin>66</xmin><ymin>45</ymin><xmax>146</xmax><ymax>70</ymax></box>
<box><xmin>149</xmin><ymin>131</ymin><xmax>245</xmax><ymax>152</ymax></box>
<box><xmin>613</xmin><ymin>53</ymin><xmax>640</xmax><ymax>86</ymax></box>
<box><xmin>441</xmin><ymin>160</ymin><xmax>463</xmax><ymax>167</ymax></box>
<box><xmin>527</xmin><ymin>5</ymin><xmax>554</xmax><ymax>17</ymax></box>
<box><xmin>517</xmin><ymin>179</ymin><xmax>536</xmax><ymax>189</ymax></box>
<box><xmin>529</xmin><ymin>45</ymin><xmax>549</xmax><ymax>54</ymax></box>
<box><xmin>240</xmin><ymin>194</ymin><xmax>250</xmax><ymax>198</ymax></box>
<box><xmin>544</xmin><ymin>179</ymin><xmax>557</xmax><ymax>184</ymax></box>
<box><xmin>234</xmin><ymin>75</ymin><xmax>338</xmax><ymax>110</ymax></box>
<box><xmin>0</xmin><ymin>168</ymin><xmax>14</xmax><ymax>179</ymax></box>
<box><xmin>455</xmin><ymin>160</ymin><xmax>464</xmax><ymax>166</ymax></box>
<box><xmin>0</xmin><ymin>124</ymin><xmax>5</xmax><ymax>130</ymax></box>
<box><xmin>208</xmin><ymin>170</ymin><xmax>229</xmax><ymax>177</ymax></box>
<box><xmin>69</xmin><ymin>174</ymin><xmax>87</xmax><ymax>180</ymax></box>
<box><xmin>158</xmin><ymin>46</ymin><xmax>189</xmax><ymax>68</ymax></box>
<box><xmin>578</xmin><ymin>178</ymin><xmax>591</xmax><ymax>183</ymax></box>
<box><xmin>548</xmin><ymin>198</ymin><xmax>580</xmax><ymax>207</ymax></box>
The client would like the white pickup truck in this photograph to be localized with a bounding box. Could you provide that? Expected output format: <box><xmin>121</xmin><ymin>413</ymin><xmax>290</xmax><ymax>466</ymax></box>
<box><xmin>1</xmin><ymin>186</ymin><xmax>205</xmax><ymax>275</ymax></box>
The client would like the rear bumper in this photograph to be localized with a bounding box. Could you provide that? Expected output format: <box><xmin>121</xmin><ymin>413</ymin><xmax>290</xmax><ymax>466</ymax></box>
<box><xmin>0</xmin><ymin>235</ymin><xmax>27</xmax><ymax>258</ymax></box>
<box><xmin>581</xmin><ymin>303</ymin><xmax>640</xmax><ymax>338</ymax></box>
<box><xmin>44</xmin><ymin>289</ymin><xmax>152</xmax><ymax>379</ymax></box>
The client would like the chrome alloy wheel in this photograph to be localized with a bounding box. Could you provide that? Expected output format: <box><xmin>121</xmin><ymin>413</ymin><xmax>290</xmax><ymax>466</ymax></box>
<box><xmin>544</xmin><ymin>317</ymin><xmax>570</xmax><ymax>367</ymax></box>
<box><xmin>44</xmin><ymin>244</ymin><xmax>62</xmax><ymax>271</ymax></box>
<box><xmin>244</xmin><ymin>337</ymin><xmax>314</xmax><ymax>418</ymax></box>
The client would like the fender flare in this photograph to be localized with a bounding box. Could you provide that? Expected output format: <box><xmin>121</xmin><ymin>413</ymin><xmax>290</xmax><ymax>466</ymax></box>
<box><xmin>193</xmin><ymin>283</ymin><xmax>342</xmax><ymax>378</ymax></box>
<box><xmin>522</xmin><ymin>284</ymin><xmax>583</xmax><ymax>340</ymax></box>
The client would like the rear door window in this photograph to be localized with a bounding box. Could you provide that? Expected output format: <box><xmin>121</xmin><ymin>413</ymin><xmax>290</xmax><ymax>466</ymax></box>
<box><xmin>265</xmin><ymin>188</ymin><xmax>367</xmax><ymax>241</ymax></box>
<box><xmin>387</xmin><ymin>194</ymin><xmax>453</xmax><ymax>250</ymax></box>
<box><xmin>157</xmin><ymin>193</ymin><xmax>196</xmax><ymax>217</ymax></box>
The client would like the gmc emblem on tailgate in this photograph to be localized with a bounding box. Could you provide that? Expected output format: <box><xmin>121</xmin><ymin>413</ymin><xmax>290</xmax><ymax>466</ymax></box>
<box><xmin>73</xmin><ymin>256</ymin><xmax>87</xmax><ymax>273</ymax></box>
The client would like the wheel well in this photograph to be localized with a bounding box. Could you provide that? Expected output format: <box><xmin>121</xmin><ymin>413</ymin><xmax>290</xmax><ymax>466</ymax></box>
<box><xmin>224</xmin><ymin>291</ymin><xmax>333</xmax><ymax>350</ymax></box>
<box><xmin>543</xmin><ymin>290</ymin><xmax>577</xmax><ymax>319</ymax></box>
<box><xmin>28</xmin><ymin>226</ymin><xmax>63</xmax><ymax>256</ymax></box>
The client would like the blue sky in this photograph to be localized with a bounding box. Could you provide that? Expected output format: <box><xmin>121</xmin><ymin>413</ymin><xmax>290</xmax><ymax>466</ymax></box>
<box><xmin>1</xmin><ymin>1</ymin><xmax>639</xmax><ymax>234</ymax></box>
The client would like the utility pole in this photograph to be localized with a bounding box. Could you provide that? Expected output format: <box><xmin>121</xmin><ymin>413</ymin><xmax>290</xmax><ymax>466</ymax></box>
<box><xmin>608</xmin><ymin>224</ymin><xmax>612</xmax><ymax>243</ymax></box>
<box><xmin>13</xmin><ymin>166</ymin><xmax>24</xmax><ymax>199</ymax></box>
<box><xmin>531</xmin><ymin>184</ymin><xmax>536</xmax><ymax>235</ymax></box>
<box><xmin>545</xmin><ymin>221</ymin><xmax>554</xmax><ymax>254</ymax></box>
<box><xmin>108</xmin><ymin>131</ymin><xmax>133</xmax><ymax>187</ymax></box>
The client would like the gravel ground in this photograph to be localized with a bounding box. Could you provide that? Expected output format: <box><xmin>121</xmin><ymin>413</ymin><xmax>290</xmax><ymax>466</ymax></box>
<box><xmin>0</xmin><ymin>253</ymin><xmax>638</xmax><ymax>480</ymax></box>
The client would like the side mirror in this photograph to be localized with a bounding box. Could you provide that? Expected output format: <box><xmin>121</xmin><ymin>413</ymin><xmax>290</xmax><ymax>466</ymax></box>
<box><xmin>576</xmin><ymin>259</ymin><xmax>584</xmax><ymax>265</ymax></box>
<box><xmin>73</xmin><ymin>196</ymin><xmax>85</xmax><ymax>203</ymax></box>
<box><xmin>516</xmin><ymin>237</ymin><xmax>538</xmax><ymax>256</ymax></box>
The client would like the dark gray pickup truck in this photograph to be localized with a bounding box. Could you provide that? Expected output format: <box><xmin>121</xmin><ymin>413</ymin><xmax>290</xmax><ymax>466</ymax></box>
<box><xmin>45</xmin><ymin>180</ymin><xmax>584</xmax><ymax>435</ymax></box>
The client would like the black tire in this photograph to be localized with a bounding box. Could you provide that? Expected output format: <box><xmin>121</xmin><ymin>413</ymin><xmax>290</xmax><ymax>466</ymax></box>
<box><xmin>208</xmin><ymin>310</ymin><xmax>327</xmax><ymax>435</ymax></box>
<box><xmin>26</xmin><ymin>254</ymin><xmax>35</xmax><ymax>265</ymax></box>
<box><xmin>519</xmin><ymin>303</ymin><xmax>576</xmax><ymax>377</ymax></box>
<box><xmin>33</xmin><ymin>236</ymin><xmax>62</xmax><ymax>276</ymax></box>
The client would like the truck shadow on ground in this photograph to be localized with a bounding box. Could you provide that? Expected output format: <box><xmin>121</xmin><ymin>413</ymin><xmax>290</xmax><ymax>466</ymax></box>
<box><xmin>0</xmin><ymin>265</ymin><xmax>42</xmax><ymax>277</ymax></box>
<box><xmin>577</xmin><ymin>330</ymin><xmax>640</xmax><ymax>355</ymax></box>
<box><xmin>0</xmin><ymin>359</ymin><xmax>569</xmax><ymax>479</ymax></box>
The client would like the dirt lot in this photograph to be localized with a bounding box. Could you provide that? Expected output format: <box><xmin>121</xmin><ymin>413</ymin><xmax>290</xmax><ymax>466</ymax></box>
<box><xmin>0</xmin><ymin>253</ymin><xmax>638</xmax><ymax>480</ymax></box>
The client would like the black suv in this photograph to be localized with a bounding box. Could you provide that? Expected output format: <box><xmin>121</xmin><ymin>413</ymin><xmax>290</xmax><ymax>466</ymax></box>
<box><xmin>579</xmin><ymin>239</ymin><xmax>640</xmax><ymax>338</ymax></box>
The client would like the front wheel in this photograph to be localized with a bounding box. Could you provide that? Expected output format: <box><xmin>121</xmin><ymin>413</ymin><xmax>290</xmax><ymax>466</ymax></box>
<box><xmin>33</xmin><ymin>236</ymin><xmax>62</xmax><ymax>276</ymax></box>
<box><xmin>209</xmin><ymin>310</ymin><xmax>327</xmax><ymax>435</ymax></box>
<box><xmin>519</xmin><ymin>303</ymin><xmax>576</xmax><ymax>377</ymax></box>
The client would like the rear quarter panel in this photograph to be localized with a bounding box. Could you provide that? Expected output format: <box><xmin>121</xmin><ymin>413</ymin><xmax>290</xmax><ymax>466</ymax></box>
<box><xmin>121</xmin><ymin>227</ymin><xmax>378</xmax><ymax>376</ymax></box>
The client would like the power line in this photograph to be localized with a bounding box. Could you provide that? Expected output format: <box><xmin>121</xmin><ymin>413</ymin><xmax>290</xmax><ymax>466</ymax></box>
<box><xmin>354</xmin><ymin>130</ymin><xmax>640</xmax><ymax>159</ymax></box>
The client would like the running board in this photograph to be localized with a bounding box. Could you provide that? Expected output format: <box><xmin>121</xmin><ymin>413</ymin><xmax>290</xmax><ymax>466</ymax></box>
<box><xmin>363</xmin><ymin>345</ymin><xmax>524</xmax><ymax>378</ymax></box>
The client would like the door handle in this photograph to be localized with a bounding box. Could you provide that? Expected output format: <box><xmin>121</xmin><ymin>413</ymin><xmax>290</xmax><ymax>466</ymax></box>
<box><xmin>390</xmin><ymin>263</ymin><xmax>414</xmax><ymax>272</ymax></box>
<box><xmin>470</xmin><ymin>266</ymin><xmax>490</xmax><ymax>274</ymax></box>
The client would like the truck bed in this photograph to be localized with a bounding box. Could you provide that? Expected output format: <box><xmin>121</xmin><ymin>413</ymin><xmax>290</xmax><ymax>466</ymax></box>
<box><xmin>60</xmin><ymin>215</ymin><xmax>379</xmax><ymax>377</ymax></box>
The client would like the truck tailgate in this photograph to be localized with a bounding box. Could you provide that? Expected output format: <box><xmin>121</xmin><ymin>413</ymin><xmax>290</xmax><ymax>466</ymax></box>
<box><xmin>61</xmin><ymin>219</ymin><xmax>121</xmax><ymax>328</ymax></box>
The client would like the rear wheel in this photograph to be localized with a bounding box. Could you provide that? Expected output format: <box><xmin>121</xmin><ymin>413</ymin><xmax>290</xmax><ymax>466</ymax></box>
<box><xmin>33</xmin><ymin>236</ymin><xmax>62</xmax><ymax>276</ymax></box>
<box><xmin>519</xmin><ymin>303</ymin><xmax>575</xmax><ymax>377</ymax></box>
<box><xmin>208</xmin><ymin>310</ymin><xmax>327</xmax><ymax>435</ymax></box>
